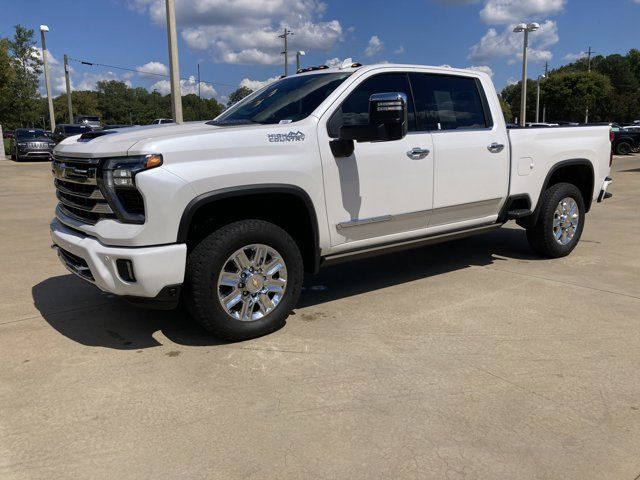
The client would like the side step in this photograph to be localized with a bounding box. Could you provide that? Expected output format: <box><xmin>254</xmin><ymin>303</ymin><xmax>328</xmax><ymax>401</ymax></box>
<box><xmin>506</xmin><ymin>208</ymin><xmax>532</xmax><ymax>219</ymax></box>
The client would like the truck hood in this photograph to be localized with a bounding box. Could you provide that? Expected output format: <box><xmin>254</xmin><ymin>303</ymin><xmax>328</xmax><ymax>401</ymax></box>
<box><xmin>53</xmin><ymin>122</ymin><xmax>216</xmax><ymax>158</ymax></box>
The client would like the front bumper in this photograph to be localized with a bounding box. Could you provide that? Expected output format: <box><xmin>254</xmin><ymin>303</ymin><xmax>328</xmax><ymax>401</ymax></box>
<box><xmin>18</xmin><ymin>149</ymin><xmax>52</xmax><ymax>158</ymax></box>
<box><xmin>50</xmin><ymin>218</ymin><xmax>187</xmax><ymax>300</ymax></box>
<box><xmin>597</xmin><ymin>176</ymin><xmax>613</xmax><ymax>203</ymax></box>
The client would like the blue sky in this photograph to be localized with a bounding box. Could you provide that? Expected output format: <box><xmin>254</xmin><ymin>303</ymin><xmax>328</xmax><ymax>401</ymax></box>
<box><xmin>1</xmin><ymin>0</ymin><xmax>639</xmax><ymax>103</ymax></box>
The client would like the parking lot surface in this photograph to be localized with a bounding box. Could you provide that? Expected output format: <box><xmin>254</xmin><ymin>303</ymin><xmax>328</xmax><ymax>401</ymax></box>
<box><xmin>1</xmin><ymin>155</ymin><xmax>640</xmax><ymax>480</ymax></box>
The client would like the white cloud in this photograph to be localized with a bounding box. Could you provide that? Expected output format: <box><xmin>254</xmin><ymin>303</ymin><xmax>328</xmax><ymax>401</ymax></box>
<box><xmin>564</xmin><ymin>51</ymin><xmax>587</xmax><ymax>61</ymax></box>
<box><xmin>239</xmin><ymin>76</ymin><xmax>280</xmax><ymax>91</ymax></box>
<box><xmin>506</xmin><ymin>76</ymin><xmax>518</xmax><ymax>85</ymax></box>
<box><xmin>130</xmin><ymin>0</ymin><xmax>345</xmax><ymax>65</ymax></box>
<box><xmin>136</xmin><ymin>61</ymin><xmax>169</xmax><ymax>78</ymax></box>
<box><xmin>364</xmin><ymin>35</ymin><xmax>383</xmax><ymax>58</ymax></box>
<box><xmin>468</xmin><ymin>19</ymin><xmax>558</xmax><ymax>63</ymax></box>
<box><xmin>77</xmin><ymin>71</ymin><xmax>133</xmax><ymax>91</ymax></box>
<box><xmin>479</xmin><ymin>0</ymin><xmax>566</xmax><ymax>24</ymax></box>
<box><xmin>466</xmin><ymin>65</ymin><xmax>494</xmax><ymax>77</ymax></box>
<box><xmin>151</xmin><ymin>75</ymin><xmax>217</xmax><ymax>98</ymax></box>
<box><xmin>324</xmin><ymin>57</ymin><xmax>343</xmax><ymax>68</ymax></box>
<box><xmin>393</xmin><ymin>46</ymin><xmax>405</xmax><ymax>55</ymax></box>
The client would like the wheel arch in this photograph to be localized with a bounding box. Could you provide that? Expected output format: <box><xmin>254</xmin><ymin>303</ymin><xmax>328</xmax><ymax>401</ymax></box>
<box><xmin>518</xmin><ymin>159</ymin><xmax>594</xmax><ymax>228</ymax></box>
<box><xmin>177</xmin><ymin>184</ymin><xmax>321</xmax><ymax>273</ymax></box>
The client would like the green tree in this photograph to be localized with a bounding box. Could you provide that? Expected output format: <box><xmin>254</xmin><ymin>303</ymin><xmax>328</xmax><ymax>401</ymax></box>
<box><xmin>0</xmin><ymin>38</ymin><xmax>15</xmax><ymax>129</ymax></box>
<box><xmin>227</xmin><ymin>86</ymin><xmax>252</xmax><ymax>107</ymax></box>
<box><xmin>4</xmin><ymin>25</ymin><xmax>42</xmax><ymax>129</ymax></box>
<box><xmin>541</xmin><ymin>72</ymin><xmax>613</xmax><ymax>123</ymax></box>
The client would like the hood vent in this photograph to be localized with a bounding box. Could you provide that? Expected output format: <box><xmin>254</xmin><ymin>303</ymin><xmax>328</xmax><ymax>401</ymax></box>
<box><xmin>77</xmin><ymin>130</ymin><xmax>117</xmax><ymax>142</ymax></box>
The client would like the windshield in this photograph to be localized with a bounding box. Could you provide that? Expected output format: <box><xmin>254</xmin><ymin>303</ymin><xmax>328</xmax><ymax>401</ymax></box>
<box><xmin>212</xmin><ymin>72</ymin><xmax>352</xmax><ymax>125</ymax></box>
<box><xmin>16</xmin><ymin>129</ymin><xmax>46</xmax><ymax>139</ymax></box>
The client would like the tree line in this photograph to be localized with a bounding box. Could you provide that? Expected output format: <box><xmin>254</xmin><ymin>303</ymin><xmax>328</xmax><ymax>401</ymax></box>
<box><xmin>0</xmin><ymin>25</ymin><xmax>252</xmax><ymax>131</ymax></box>
<box><xmin>4</xmin><ymin>24</ymin><xmax>640</xmax><ymax>131</ymax></box>
<box><xmin>500</xmin><ymin>50</ymin><xmax>640</xmax><ymax>124</ymax></box>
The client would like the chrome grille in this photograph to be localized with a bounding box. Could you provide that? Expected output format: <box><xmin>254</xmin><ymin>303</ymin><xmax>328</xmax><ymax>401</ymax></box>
<box><xmin>28</xmin><ymin>141</ymin><xmax>51</xmax><ymax>149</ymax></box>
<box><xmin>52</xmin><ymin>156</ymin><xmax>115</xmax><ymax>225</ymax></box>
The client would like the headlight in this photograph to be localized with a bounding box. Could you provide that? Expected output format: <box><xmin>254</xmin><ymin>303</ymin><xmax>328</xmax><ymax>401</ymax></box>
<box><xmin>17</xmin><ymin>142</ymin><xmax>27</xmax><ymax>147</ymax></box>
<box><xmin>97</xmin><ymin>154</ymin><xmax>163</xmax><ymax>224</ymax></box>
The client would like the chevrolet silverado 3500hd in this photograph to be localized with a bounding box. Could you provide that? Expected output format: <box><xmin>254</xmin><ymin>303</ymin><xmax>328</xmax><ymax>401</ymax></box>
<box><xmin>50</xmin><ymin>63</ymin><xmax>613</xmax><ymax>340</ymax></box>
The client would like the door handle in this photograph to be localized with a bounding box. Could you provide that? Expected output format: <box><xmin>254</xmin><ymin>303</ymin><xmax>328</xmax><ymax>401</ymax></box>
<box><xmin>487</xmin><ymin>142</ymin><xmax>505</xmax><ymax>153</ymax></box>
<box><xmin>406</xmin><ymin>147</ymin><xmax>430</xmax><ymax>159</ymax></box>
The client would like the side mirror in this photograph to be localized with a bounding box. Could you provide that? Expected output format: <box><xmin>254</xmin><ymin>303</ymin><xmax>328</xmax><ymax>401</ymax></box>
<box><xmin>339</xmin><ymin>92</ymin><xmax>408</xmax><ymax>143</ymax></box>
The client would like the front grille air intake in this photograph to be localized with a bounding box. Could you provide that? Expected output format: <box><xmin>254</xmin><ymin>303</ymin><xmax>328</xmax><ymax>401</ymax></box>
<box><xmin>52</xmin><ymin>156</ymin><xmax>116</xmax><ymax>225</ymax></box>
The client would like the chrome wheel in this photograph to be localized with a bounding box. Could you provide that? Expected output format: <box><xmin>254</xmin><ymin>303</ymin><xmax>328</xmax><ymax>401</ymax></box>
<box><xmin>553</xmin><ymin>197</ymin><xmax>579</xmax><ymax>245</ymax></box>
<box><xmin>217</xmin><ymin>244</ymin><xmax>288</xmax><ymax>322</ymax></box>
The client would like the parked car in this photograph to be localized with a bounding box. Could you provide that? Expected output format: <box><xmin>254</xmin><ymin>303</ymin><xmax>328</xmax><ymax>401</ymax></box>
<box><xmin>3</xmin><ymin>130</ymin><xmax>14</xmax><ymax>139</ymax></box>
<box><xmin>11</xmin><ymin>128</ymin><xmax>55</xmax><ymax>161</ymax></box>
<box><xmin>51</xmin><ymin>124</ymin><xmax>93</xmax><ymax>143</ymax></box>
<box><xmin>612</xmin><ymin>127</ymin><xmax>640</xmax><ymax>155</ymax></box>
<box><xmin>73</xmin><ymin>115</ymin><xmax>102</xmax><ymax>130</ymax></box>
<box><xmin>150</xmin><ymin>118</ymin><xmax>174</xmax><ymax>125</ymax></box>
<box><xmin>102</xmin><ymin>125</ymin><xmax>135</xmax><ymax>130</ymax></box>
<box><xmin>50</xmin><ymin>63</ymin><xmax>613</xmax><ymax>341</ymax></box>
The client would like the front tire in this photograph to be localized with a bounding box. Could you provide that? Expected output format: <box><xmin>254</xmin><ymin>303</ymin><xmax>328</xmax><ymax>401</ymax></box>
<box><xmin>526</xmin><ymin>182</ymin><xmax>585</xmax><ymax>258</ymax></box>
<box><xmin>184</xmin><ymin>220</ymin><xmax>303</xmax><ymax>341</ymax></box>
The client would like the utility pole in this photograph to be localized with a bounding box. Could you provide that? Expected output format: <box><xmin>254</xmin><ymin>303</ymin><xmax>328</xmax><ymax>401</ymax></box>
<box><xmin>585</xmin><ymin>46</ymin><xmax>595</xmax><ymax>124</ymax></box>
<box><xmin>197</xmin><ymin>63</ymin><xmax>201</xmax><ymax>98</ymax></box>
<box><xmin>542</xmin><ymin>61</ymin><xmax>549</xmax><ymax>122</ymax></box>
<box><xmin>40</xmin><ymin>25</ymin><xmax>55</xmax><ymax>131</ymax></box>
<box><xmin>278</xmin><ymin>28</ymin><xmax>294</xmax><ymax>77</ymax></box>
<box><xmin>165</xmin><ymin>0</ymin><xmax>183</xmax><ymax>123</ymax></box>
<box><xmin>64</xmin><ymin>54</ymin><xmax>73</xmax><ymax>123</ymax></box>
<box><xmin>514</xmin><ymin>23</ymin><xmax>540</xmax><ymax>127</ymax></box>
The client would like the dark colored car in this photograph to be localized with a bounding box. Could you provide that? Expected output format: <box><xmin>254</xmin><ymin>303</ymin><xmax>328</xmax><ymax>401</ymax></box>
<box><xmin>612</xmin><ymin>127</ymin><xmax>640</xmax><ymax>155</ymax></box>
<box><xmin>102</xmin><ymin>124</ymin><xmax>135</xmax><ymax>130</ymax></box>
<box><xmin>52</xmin><ymin>124</ymin><xmax>93</xmax><ymax>143</ymax></box>
<box><xmin>11</xmin><ymin>128</ymin><xmax>55</xmax><ymax>161</ymax></box>
<box><xmin>73</xmin><ymin>115</ymin><xmax>102</xmax><ymax>130</ymax></box>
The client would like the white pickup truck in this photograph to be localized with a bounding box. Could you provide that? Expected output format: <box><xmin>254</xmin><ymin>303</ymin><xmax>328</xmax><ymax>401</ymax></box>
<box><xmin>50</xmin><ymin>62</ymin><xmax>613</xmax><ymax>340</ymax></box>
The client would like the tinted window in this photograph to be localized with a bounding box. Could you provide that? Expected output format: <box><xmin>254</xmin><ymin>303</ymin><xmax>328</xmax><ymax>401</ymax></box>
<box><xmin>65</xmin><ymin>126</ymin><xmax>89</xmax><ymax>134</ymax></box>
<box><xmin>213</xmin><ymin>73</ymin><xmax>351</xmax><ymax>126</ymax></box>
<box><xmin>327</xmin><ymin>73</ymin><xmax>415</xmax><ymax>137</ymax></box>
<box><xmin>410</xmin><ymin>73</ymin><xmax>491</xmax><ymax>131</ymax></box>
<box><xmin>16</xmin><ymin>129</ymin><xmax>45</xmax><ymax>139</ymax></box>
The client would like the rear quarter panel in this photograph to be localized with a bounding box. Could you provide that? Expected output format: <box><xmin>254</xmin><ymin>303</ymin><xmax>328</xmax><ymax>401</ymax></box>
<box><xmin>508</xmin><ymin>126</ymin><xmax>611</xmax><ymax>209</ymax></box>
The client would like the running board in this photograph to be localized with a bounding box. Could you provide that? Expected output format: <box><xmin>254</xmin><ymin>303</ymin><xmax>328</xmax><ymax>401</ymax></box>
<box><xmin>321</xmin><ymin>224</ymin><xmax>501</xmax><ymax>267</ymax></box>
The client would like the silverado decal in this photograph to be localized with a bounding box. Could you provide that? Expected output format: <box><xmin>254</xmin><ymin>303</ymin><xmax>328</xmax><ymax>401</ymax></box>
<box><xmin>267</xmin><ymin>131</ymin><xmax>305</xmax><ymax>143</ymax></box>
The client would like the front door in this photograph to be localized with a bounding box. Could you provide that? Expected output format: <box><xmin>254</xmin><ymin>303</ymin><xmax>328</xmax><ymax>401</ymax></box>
<box><xmin>317</xmin><ymin>72</ymin><xmax>434</xmax><ymax>247</ymax></box>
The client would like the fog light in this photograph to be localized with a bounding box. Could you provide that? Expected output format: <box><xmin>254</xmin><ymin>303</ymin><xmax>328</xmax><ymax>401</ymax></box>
<box><xmin>116</xmin><ymin>259</ymin><xmax>136</xmax><ymax>282</ymax></box>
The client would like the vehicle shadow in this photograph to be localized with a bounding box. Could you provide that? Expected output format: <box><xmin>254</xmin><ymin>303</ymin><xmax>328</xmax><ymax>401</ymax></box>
<box><xmin>32</xmin><ymin>227</ymin><xmax>539</xmax><ymax>350</ymax></box>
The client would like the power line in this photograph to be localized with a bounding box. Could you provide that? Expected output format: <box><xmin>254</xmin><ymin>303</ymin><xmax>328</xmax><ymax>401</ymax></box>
<box><xmin>67</xmin><ymin>56</ymin><xmax>238</xmax><ymax>88</ymax></box>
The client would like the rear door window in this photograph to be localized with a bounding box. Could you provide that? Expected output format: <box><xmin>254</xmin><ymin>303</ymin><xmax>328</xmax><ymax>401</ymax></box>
<box><xmin>409</xmin><ymin>73</ymin><xmax>492</xmax><ymax>131</ymax></box>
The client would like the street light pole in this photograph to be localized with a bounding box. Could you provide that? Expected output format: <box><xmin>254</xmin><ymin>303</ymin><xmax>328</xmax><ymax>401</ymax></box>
<box><xmin>165</xmin><ymin>0</ymin><xmax>183</xmax><ymax>123</ymax></box>
<box><xmin>296</xmin><ymin>50</ymin><xmax>305</xmax><ymax>72</ymax></box>
<box><xmin>40</xmin><ymin>25</ymin><xmax>55</xmax><ymax>131</ymax></box>
<box><xmin>63</xmin><ymin>54</ymin><xmax>73</xmax><ymax>123</ymax></box>
<box><xmin>535</xmin><ymin>74</ymin><xmax>545</xmax><ymax>123</ymax></box>
<box><xmin>278</xmin><ymin>28</ymin><xmax>294</xmax><ymax>76</ymax></box>
<box><xmin>513</xmin><ymin>23</ymin><xmax>540</xmax><ymax>127</ymax></box>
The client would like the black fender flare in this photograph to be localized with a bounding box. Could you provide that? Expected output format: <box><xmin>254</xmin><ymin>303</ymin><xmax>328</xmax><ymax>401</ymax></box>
<box><xmin>177</xmin><ymin>183</ymin><xmax>321</xmax><ymax>272</ymax></box>
<box><xmin>518</xmin><ymin>159</ymin><xmax>595</xmax><ymax>228</ymax></box>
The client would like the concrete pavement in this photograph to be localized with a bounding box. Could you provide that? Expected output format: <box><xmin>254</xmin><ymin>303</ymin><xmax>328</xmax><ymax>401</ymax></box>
<box><xmin>1</xmin><ymin>155</ymin><xmax>639</xmax><ymax>479</ymax></box>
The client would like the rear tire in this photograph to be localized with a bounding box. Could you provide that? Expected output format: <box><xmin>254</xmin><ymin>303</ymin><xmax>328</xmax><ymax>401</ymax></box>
<box><xmin>616</xmin><ymin>142</ymin><xmax>632</xmax><ymax>155</ymax></box>
<box><xmin>184</xmin><ymin>219</ymin><xmax>303</xmax><ymax>341</ymax></box>
<box><xmin>526</xmin><ymin>182</ymin><xmax>585</xmax><ymax>258</ymax></box>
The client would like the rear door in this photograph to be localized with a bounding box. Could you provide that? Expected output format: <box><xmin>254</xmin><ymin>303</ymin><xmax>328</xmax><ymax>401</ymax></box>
<box><xmin>409</xmin><ymin>73</ymin><xmax>509</xmax><ymax>226</ymax></box>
